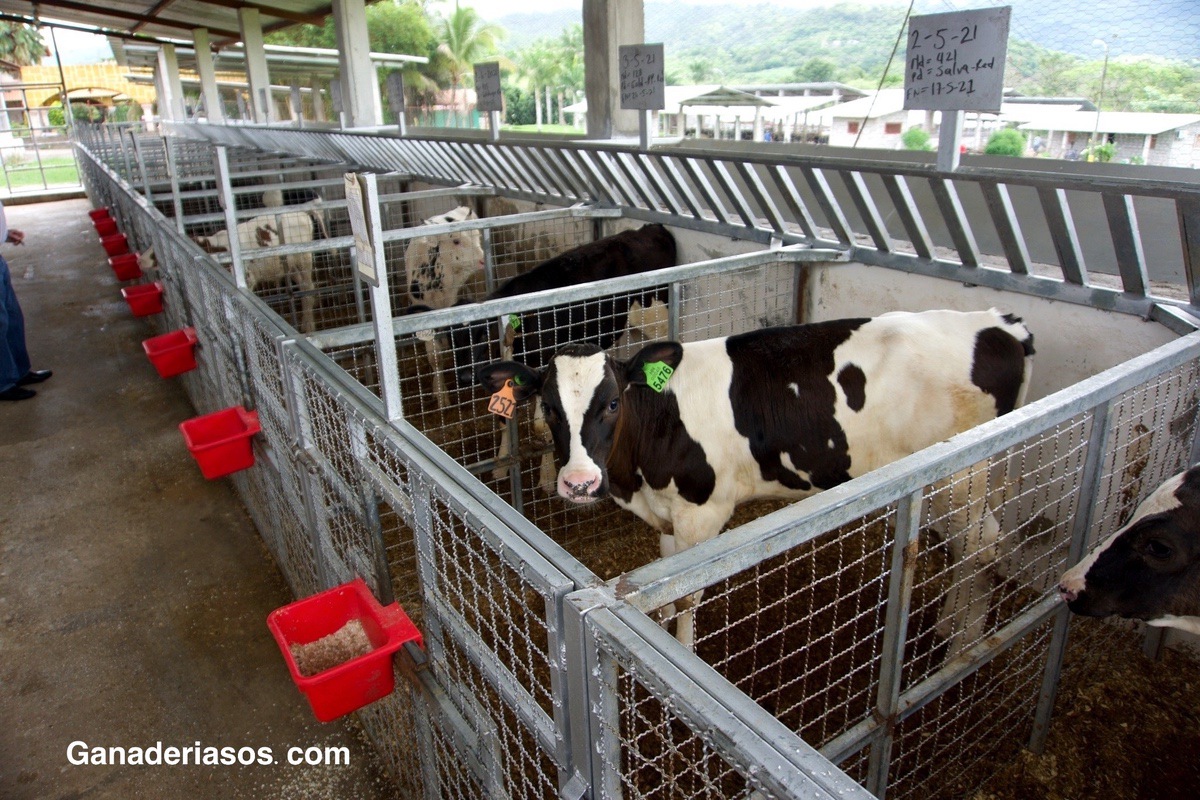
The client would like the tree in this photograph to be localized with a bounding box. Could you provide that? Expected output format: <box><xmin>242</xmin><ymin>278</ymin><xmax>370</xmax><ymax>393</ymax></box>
<box><xmin>436</xmin><ymin>2</ymin><xmax>505</xmax><ymax>123</ymax></box>
<box><xmin>0</xmin><ymin>22</ymin><xmax>46</xmax><ymax>66</ymax></box>
<box><xmin>686</xmin><ymin>57</ymin><xmax>718</xmax><ymax>84</ymax></box>
<box><xmin>513</xmin><ymin>40</ymin><xmax>559</xmax><ymax>130</ymax></box>
<box><xmin>901</xmin><ymin>126</ymin><xmax>933</xmax><ymax>151</ymax></box>
<box><xmin>795</xmin><ymin>58</ymin><xmax>836</xmax><ymax>83</ymax></box>
<box><xmin>267</xmin><ymin>2</ymin><xmax>436</xmax><ymax>118</ymax></box>
<box><xmin>984</xmin><ymin>128</ymin><xmax>1027</xmax><ymax>157</ymax></box>
<box><xmin>555</xmin><ymin>24</ymin><xmax>585</xmax><ymax>125</ymax></box>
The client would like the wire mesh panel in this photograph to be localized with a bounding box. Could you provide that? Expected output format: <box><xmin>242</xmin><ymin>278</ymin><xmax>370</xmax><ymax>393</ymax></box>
<box><xmin>578</xmin><ymin>598</ymin><xmax>873</xmax><ymax>800</ymax></box>
<box><xmin>410</xmin><ymin>472</ymin><xmax>577</xmax><ymax>797</ymax></box>
<box><xmin>864</xmin><ymin>621</ymin><xmax>1058</xmax><ymax>800</ymax></box>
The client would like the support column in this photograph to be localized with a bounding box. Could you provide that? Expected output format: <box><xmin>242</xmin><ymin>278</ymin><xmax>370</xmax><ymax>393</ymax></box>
<box><xmin>583</xmin><ymin>0</ymin><xmax>644</xmax><ymax>139</ymax></box>
<box><xmin>193</xmin><ymin>29</ymin><xmax>223</xmax><ymax>123</ymax></box>
<box><xmin>156</xmin><ymin>44</ymin><xmax>185</xmax><ymax>121</ymax></box>
<box><xmin>333</xmin><ymin>0</ymin><xmax>381</xmax><ymax>128</ymax></box>
<box><xmin>239</xmin><ymin>8</ymin><xmax>271</xmax><ymax>123</ymax></box>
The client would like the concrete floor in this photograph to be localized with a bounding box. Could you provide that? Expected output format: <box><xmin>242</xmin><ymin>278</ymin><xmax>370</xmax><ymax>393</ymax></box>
<box><xmin>0</xmin><ymin>199</ymin><xmax>398</xmax><ymax>799</ymax></box>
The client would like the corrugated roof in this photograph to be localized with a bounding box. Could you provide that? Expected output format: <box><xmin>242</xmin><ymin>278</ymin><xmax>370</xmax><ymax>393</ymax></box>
<box><xmin>1016</xmin><ymin>110</ymin><xmax>1200</xmax><ymax>135</ymax></box>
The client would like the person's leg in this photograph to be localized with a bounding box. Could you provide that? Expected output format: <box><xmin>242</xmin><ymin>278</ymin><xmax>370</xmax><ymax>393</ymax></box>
<box><xmin>0</xmin><ymin>254</ymin><xmax>32</xmax><ymax>394</ymax></box>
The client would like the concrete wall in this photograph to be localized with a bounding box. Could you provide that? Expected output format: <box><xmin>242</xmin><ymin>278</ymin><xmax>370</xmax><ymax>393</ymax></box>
<box><xmin>802</xmin><ymin>261</ymin><xmax>1178</xmax><ymax>402</ymax></box>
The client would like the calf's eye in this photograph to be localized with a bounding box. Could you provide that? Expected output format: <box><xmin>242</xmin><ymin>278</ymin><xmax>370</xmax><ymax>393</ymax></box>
<box><xmin>1143</xmin><ymin>537</ymin><xmax>1174</xmax><ymax>560</ymax></box>
<box><xmin>608</xmin><ymin>397</ymin><xmax>620</xmax><ymax>412</ymax></box>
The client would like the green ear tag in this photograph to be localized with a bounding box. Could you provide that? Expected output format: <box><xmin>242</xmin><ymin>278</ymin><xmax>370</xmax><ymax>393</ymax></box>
<box><xmin>512</xmin><ymin>373</ymin><xmax>525</xmax><ymax>386</ymax></box>
<box><xmin>507</xmin><ymin>314</ymin><xmax>521</xmax><ymax>330</ymax></box>
<box><xmin>642</xmin><ymin>361</ymin><xmax>674</xmax><ymax>393</ymax></box>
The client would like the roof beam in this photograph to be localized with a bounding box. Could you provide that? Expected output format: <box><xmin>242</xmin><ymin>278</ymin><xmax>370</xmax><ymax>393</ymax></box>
<box><xmin>191</xmin><ymin>0</ymin><xmax>327</xmax><ymax>27</ymax></box>
<box><xmin>130</xmin><ymin>1</ymin><xmax>177</xmax><ymax>35</ymax></box>
<box><xmin>0</xmin><ymin>11</ymin><xmax>184</xmax><ymax>47</ymax></box>
<box><xmin>27</xmin><ymin>0</ymin><xmax>241</xmax><ymax>39</ymax></box>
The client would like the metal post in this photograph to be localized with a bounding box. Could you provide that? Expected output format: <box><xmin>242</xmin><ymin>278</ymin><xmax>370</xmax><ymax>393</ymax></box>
<box><xmin>277</xmin><ymin>338</ymin><xmax>335</xmax><ymax>590</ymax></box>
<box><xmin>937</xmin><ymin>109</ymin><xmax>963</xmax><ymax>173</ymax></box>
<box><xmin>865</xmin><ymin>490</ymin><xmax>922</xmax><ymax>799</ymax></box>
<box><xmin>128</xmin><ymin>129</ymin><xmax>153</xmax><ymax>202</ymax></box>
<box><xmin>639</xmin><ymin>109</ymin><xmax>652</xmax><ymax>150</ymax></box>
<box><xmin>360</xmin><ymin>173</ymin><xmax>404</xmax><ymax>421</ymax></box>
<box><xmin>1029</xmin><ymin>399</ymin><xmax>1114</xmax><ymax>753</ymax></box>
<box><xmin>347</xmin><ymin>414</ymin><xmax>395</xmax><ymax>605</ymax></box>
<box><xmin>163</xmin><ymin>136</ymin><xmax>186</xmax><ymax>235</ymax></box>
<box><xmin>214</xmin><ymin>146</ymin><xmax>247</xmax><ymax>288</ymax></box>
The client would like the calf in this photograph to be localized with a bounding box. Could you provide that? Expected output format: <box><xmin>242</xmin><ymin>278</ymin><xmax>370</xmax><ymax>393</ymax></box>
<box><xmin>468</xmin><ymin>223</ymin><xmax>676</xmax><ymax>485</ymax></box>
<box><xmin>457</xmin><ymin>223</ymin><xmax>676</xmax><ymax>387</ymax></box>
<box><xmin>404</xmin><ymin>207</ymin><xmax>486</xmax><ymax>407</ymax></box>
<box><xmin>480</xmin><ymin>308</ymin><xmax>1035</xmax><ymax>651</ymax></box>
<box><xmin>405</xmin><ymin>206</ymin><xmax>486</xmax><ymax>312</ymax></box>
<box><xmin>1059</xmin><ymin>465</ymin><xmax>1200</xmax><ymax>635</ymax></box>
<box><xmin>193</xmin><ymin>208</ymin><xmax>325</xmax><ymax>334</ymax></box>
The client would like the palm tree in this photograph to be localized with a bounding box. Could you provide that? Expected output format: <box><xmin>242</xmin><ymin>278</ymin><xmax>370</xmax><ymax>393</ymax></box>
<box><xmin>556</xmin><ymin>24</ymin><xmax>585</xmax><ymax>126</ymax></box>
<box><xmin>0</xmin><ymin>22</ymin><xmax>46</xmax><ymax>66</ymax></box>
<box><xmin>436</xmin><ymin>2</ymin><xmax>505</xmax><ymax>125</ymax></box>
<box><xmin>515</xmin><ymin>40</ymin><xmax>559</xmax><ymax>130</ymax></box>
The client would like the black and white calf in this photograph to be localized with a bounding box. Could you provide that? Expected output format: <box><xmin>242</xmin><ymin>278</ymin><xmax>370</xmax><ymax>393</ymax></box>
<box><xmin>1060</xmin><ymin>465</ymin><xmax>1200</xmax><ymax>635</ymax></box>
<box><xmin>480</xmin><ymin>308</ymin><xmax>1035</xmax><ymax>648</ymax></box>
<box><xmin>468</xmin><ymin>223</ymin><xmax>676</xmax><ymax>484</ymax></box>
<box><xmin>457</xmin><ymin>223</ymin><xmax>676</xmax><ymax>385</ymax></box>
<box><xmin>404</xmin><ymin>206</ymin><xmax>487</xmax><ymax>407</ymax></box>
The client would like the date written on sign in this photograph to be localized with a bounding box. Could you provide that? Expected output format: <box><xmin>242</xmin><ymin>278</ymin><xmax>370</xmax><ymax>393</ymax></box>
<box><xmin>902</xmin><ymin>6</ymin><xmax>1010</xmax><ymax>113</ymax></box>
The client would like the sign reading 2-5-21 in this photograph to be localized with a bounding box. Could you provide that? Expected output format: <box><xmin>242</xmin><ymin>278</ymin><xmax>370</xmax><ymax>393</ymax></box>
<box><xmin>903</xmin><ymin>6</ymin><xmax>1011</xmax><ymax>113</ymax></box>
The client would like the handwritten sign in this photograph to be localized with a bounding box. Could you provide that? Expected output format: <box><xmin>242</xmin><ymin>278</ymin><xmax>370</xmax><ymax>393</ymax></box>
<box><xmin>344</xmin><ymin>173</ymin><xmax>378</xmax><ymax>287</ymax></box>
<box><xmin>387</xmin><ymin>71</ymin><xmax>405</xmax><ymax>114</ymax></box>
<box><xmin>903</xmin><ymin>6</ymin><xmax>1010</xmax><ymax>113</ymax></box>
<box><xmin>619</xmin><ymin>43</ymin><xmax>665</xmax><ymax>110</ymax></box>
<box><xmin>474</xmin><ymin>62</ymin><xmax>503</xmax><ymax>113</ymax></box>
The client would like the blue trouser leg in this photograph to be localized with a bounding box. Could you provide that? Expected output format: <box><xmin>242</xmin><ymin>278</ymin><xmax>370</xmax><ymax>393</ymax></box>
<box><xmin>0</xmin><ymin>255</ymin><xmax>30</xmax><ymax>392</ymax></box>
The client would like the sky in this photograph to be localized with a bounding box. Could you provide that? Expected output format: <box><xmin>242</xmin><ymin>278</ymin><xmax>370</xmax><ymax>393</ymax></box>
<box><xmin>42</xmin><ymin>24</ymin><xmax>113</xmax><ymax>66</ymax></box>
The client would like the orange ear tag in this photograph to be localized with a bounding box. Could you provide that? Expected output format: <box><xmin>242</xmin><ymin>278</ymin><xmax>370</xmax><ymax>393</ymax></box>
<box><xmin>488</xmin><ymin>379</ymin><xmax>517</xmax><ymax>419</ymax></box>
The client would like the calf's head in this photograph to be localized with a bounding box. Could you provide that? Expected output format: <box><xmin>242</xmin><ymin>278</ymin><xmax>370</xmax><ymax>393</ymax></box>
<box><xmin>478</xmin><ymin>340</ymin><xmax>683</xmax><ymax>504</ymax></box>
<box><xmin>405</xmin><ymin>231</ymin><xmax>485</xmax><ymax>308</ymax></box>
<box><xmin>1059</xmin><ymin>466</ymin><xmax>1200</xmax><ymax>632</ymax></box>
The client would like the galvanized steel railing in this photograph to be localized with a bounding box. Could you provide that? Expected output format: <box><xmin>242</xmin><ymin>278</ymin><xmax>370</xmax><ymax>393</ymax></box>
<box><xmin>77</xmin><ymin>123</ymin><xmax>1200</xmax><ymax>800</ymax></box>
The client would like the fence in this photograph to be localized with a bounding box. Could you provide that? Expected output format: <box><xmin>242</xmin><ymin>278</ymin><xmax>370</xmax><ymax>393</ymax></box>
<box><xmin>77</xmin><ymin>122</ymin><xmax>1200</xmax><ymax>800</ymax></box>
<box><xmin>0</xmin><ymin>81</ymin><xmax>80</xmax><ymax>195</ymax></box>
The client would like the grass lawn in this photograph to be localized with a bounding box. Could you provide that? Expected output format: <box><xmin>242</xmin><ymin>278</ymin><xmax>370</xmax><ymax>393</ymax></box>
<box><xmin>502</xmin><ymin>123</ymin><xmax>584</xmax><ymax>135</ymax></box>
<box><xmin>2</xmin><ymin>155</ymin><xmax>80</xmax><ymax>191</ymax></box>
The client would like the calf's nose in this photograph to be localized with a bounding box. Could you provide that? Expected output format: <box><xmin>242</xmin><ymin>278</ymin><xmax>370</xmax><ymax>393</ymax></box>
<box><xmin>559</xmin><ymin>471</ymin><xmax>598</xmax><ymax>498</ymax></box>
<box><xmin>1058</xmin><ymin>583</ymin><xmax>1078</xmax><ymax>603</ymax></box>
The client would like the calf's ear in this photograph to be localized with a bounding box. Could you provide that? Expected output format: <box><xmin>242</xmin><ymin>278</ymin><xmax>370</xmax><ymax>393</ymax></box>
<box><xmin>477</xmin><ymin>361</ymin><xmax>542</xmax><ymax>403</ymax></box>
<box><xmin>625</xmin><ymin>341</ymin><xmax>684</xmax><ymax>386</ymax></box>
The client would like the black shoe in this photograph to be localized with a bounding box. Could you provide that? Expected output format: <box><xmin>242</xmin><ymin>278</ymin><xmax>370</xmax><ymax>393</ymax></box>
<box><xmin>0</xmin><ymin>386</ymin><xmax>36</xmax><ymax>401</ymax></box>
<box><xmin>17</xmin><ymin>369</ymin><xmax>52</xmax><ymax>386</ymax></box>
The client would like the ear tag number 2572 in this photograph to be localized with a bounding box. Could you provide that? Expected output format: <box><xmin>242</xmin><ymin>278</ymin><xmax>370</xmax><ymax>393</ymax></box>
<box><xmin>488</xmin><ymin>379</ymin><xmax>517</xmax><ymax>419</ymax></box>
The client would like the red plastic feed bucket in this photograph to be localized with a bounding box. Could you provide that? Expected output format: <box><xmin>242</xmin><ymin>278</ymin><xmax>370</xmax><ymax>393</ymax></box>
<box><xmin>121</xmin><ymin>282</ymin><xmax>164</xmax><ymax>317</ymax></box>
<box><xmin>179</xmin><ymin>406</ymin><xmax>261</xmax><ymax>480</ymax></box>
<box><xmin>88</xmin><ymin>207</ymin><xmax>111</xmax><ymax>221</ymax></box>
<box><xmin>109</xmin><ymin>253</ymin><xmax>142</xmax><ymax>281</ymax></box>
<box><xmin>94</xmin><ymin>217</ymin><xmax>119</xmax><ymax>237</ymax></box>
<box><xmin>101</xmin><ymin>233</ymin><xmax>129</xmax><ymax>257</ymax></box>
<box><xmin>142</xmin><ymin>327</ymin><xmax>198</xmax><ymax>379</ymax></box>
<box><xmin>267</xmin><ymin>578</ymin><xmax>422</xmax><ymax>722</ymax></box>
